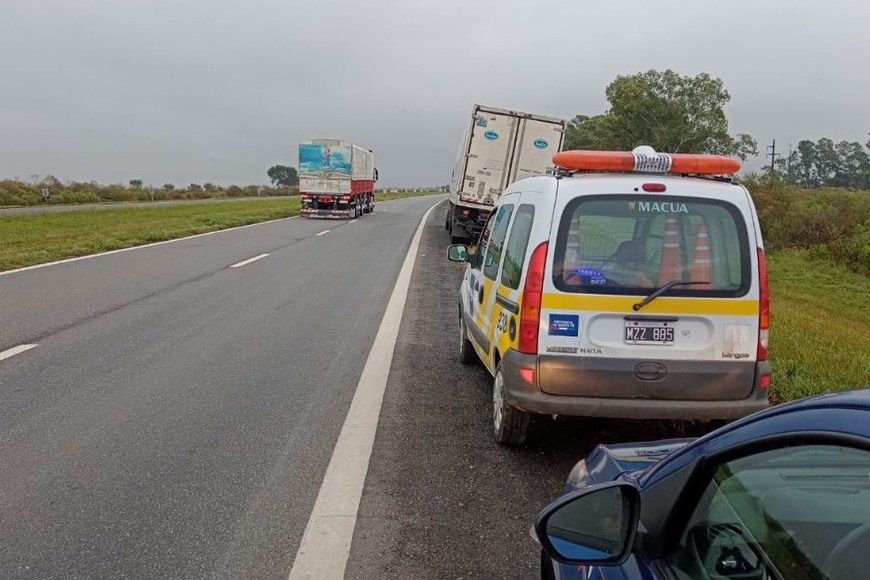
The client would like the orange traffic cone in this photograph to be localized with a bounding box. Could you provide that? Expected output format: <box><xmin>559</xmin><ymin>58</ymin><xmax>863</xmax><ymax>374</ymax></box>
<box><xmin>658</xmin><ymin>214</ymin><xmax>683</xmax><ymax>285</ymax></box>
<box><xmin>690</xmin><ymin>224</ymin><xmax>713</xmax><ymax>289</ymax></box>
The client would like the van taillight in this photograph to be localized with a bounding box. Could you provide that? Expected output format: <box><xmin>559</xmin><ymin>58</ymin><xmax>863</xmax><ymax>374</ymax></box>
<box><xmin>519</xmin><ymin>242</ymin><xmax>548</xmax><ymax>355</ymax></box>
<box><xmin>757</xmin><ymin>248</ymin><xmax>770</xmax><ymax>361</ymax></box>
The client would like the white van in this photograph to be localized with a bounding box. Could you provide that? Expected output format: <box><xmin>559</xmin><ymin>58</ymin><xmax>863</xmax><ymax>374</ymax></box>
<box><xmin>448</xmin><ymin>147</ymin><xmax>771</xmax><ymax>445</ymax></box>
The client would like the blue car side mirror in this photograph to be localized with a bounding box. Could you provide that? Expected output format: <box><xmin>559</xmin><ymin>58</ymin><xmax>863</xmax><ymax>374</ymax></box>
<box><xmin>535</xmin><ymin>482</ymin><xmax>640</xmax><ymax>567</ymax></box>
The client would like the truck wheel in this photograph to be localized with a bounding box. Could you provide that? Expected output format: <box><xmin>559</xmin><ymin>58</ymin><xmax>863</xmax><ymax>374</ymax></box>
<box><xmin>459</xmin><ymin>317</ymin><xmax>476</xmax><ymax>364</ymax></box>
<box><xmin>492</xmin><ymin>363</ymin><xmax>530</xmax><ymax>446</ymax></box>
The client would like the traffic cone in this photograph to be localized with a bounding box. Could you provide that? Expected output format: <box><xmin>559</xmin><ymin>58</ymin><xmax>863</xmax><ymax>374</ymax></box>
<box><xmin>658</xmin><ymin>214</ymin><xmax>683</xmax><ymax>285</ymax></box>
<box><xmin>690</xmin><ymin>224</ymin><xmax>713</xmax><ymax>289</ymax></box>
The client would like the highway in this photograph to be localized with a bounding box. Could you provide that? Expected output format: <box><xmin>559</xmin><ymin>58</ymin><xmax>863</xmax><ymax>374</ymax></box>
<box><xmin>0</xmin><ymin>197</ymin><xmax>439</xmax><ymax>578</ymax></box>
<box><xmin>0</xmin><ymin>197</ymin><xmax>671</xmax><ymax>579</ymax></box>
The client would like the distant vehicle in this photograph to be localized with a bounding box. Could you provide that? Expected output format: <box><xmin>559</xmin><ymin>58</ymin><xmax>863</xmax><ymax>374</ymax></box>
<box><xmin>447</xmin><ymin>104</ymin><xmax>566</xmax><ymax>243</ymax></box>
<box><xmin>448</xmin><ymin>146</ymin><xmax>770</xmax><ymax>445</ymax></box>
<box><xmin>534</xmin><ymin>388</ymin><xmax>870</xmax><ymax>580</ymax></box>
<box><xmin>299</xmin><ymin>139</ymin><xmax>378</xmax><ymax>219</ymax></box>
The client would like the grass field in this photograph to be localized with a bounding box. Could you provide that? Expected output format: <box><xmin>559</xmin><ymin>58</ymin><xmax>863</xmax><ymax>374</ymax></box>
<box><xmin>767</xmin><ymin>251</ymin><xmax>870</xmax><ymax>403</ymax></box>
<box><xmin>0</xmin><ymin>191</ymin><xmax>442</xmax><ymax>271</ymax></box>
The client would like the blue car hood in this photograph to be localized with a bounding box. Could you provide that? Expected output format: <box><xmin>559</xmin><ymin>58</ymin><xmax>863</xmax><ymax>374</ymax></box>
<box><xmin>566</xmin><ymin>438</ymin><xmax>695</xmax><ymax>492</ymax></box>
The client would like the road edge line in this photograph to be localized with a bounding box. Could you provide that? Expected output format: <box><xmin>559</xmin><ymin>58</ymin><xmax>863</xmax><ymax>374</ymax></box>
<box><xmin>287</xmin><ymin>198</ymin><xmax>445</xmax><ymax>580</ymax></box>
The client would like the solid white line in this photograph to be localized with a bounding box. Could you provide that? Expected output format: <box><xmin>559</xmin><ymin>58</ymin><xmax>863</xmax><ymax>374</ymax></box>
<box><xmin>0</xmin><ymin>216</ymin><xmax>298</xmax><ymax>278</ymax></box>
<box><xmin>229</xmin><ymin>253</ymin><xmax>270</xmax><ymax>268</ymax></box>
<box><xmin>315</xmin><ymin>230</ymin><xmax>331</xmax><ymax>237</ymax></box>
<box><xmin>0</xmin><ymin>344</ymin><xmax>38</xmax><ymax>362</ymax></box>
<box><xmin>287</xmin><ymin>199</ymin><xmax>444</xmax><ymax>580</ymax></box>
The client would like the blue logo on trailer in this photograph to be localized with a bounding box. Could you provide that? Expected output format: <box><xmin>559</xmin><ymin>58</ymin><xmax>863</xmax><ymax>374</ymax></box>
<box><xmin>484</xmin><ymin>131</ymin><xmax>499</xmax><ymax>141</ymax></box>
<box><xmin>548</xmin><ymin>314</ymin><xmax>580</xmax><ymax>337</ymax></box>
<box><xmin>534</xmin><ymin>139</ymin><xmax>549</xmax><ymax>149</ymax></box>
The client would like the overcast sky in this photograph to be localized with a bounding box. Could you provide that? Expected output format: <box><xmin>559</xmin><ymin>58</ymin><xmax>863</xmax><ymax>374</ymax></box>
<box><xmin>1</xmin><ymin>0</ymin><xmax>868</xmax><ymax>187</ymax></box>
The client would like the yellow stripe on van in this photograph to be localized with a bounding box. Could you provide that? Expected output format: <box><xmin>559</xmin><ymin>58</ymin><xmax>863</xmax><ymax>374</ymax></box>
<box><xmin>541</xmin><ymin>294</ymin><xmax>758</xmax><ymax>316</ymax></box>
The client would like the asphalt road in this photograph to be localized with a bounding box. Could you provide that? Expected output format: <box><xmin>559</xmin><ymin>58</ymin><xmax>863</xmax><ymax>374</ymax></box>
<box><xmin>0</xmin><ymin>196</ymin><xmax>282</xmax><ymax>216</ymax></box>
<box><xmin>345</xmin><ymin>203</ymin><xmax>683</xmax><ymax>579</ymax></box>
<box><xmin>0</xmin><ymin>196</ymin><xmax>443</xmax><ymax>579</ymax></box>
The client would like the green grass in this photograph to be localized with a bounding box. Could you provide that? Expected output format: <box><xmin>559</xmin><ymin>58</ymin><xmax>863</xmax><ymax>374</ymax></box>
<box><xmin>0</xmin><ymin>198</ymin><xmax>302</xmax><ymax>271</ymax></box>
<box><xmin>768</xmin><ymin>250</ymin><xmax>870</xmax><ymax>403</ymax></box>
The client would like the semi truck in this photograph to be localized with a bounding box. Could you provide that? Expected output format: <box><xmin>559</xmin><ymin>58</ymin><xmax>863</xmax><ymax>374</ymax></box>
<box><xmin>299</xmin><ymin>139</ymin><xmax>378</xmax><ymax>219</ymax></box>
<box><xmin>447</xmin><ymin>104</ymin><xmax>566</xmax><ymax>243</ymax></box>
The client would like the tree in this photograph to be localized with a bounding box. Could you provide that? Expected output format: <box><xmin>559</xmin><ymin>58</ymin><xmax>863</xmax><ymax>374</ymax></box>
<box><xmin>188</xmin><ymin>183</ymin><xmax>203</xmax><ymax>191</ymax></box>
<box><xmin>203</xmin><ymin>183</ymin><xmax>217</xmax><ymax>192</ymax></box>
<box><xmin>129</xmin><ymin>179</ymin><xmax>143</xmax><ymax>189</ymax></box>
<box><xmin>162</xmin><ymin>183</ymin><xmax>175</xmax><ymax>191</ymax></box>
<box><xmin>267</xmin><ymin>165</ymin><xmax>299</xmax><ymax>187</ymax></box>
<box><xmin>566</xmin><ymin>70</ymin><xmax>758</xmax><ymax>160</ymax></box>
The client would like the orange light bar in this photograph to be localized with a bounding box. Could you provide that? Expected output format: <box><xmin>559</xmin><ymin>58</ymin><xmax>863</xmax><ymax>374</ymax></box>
<box><xmin>553</xmin><ymin>146</ymin><xmax>741</xmax><ymax>175</ymax></box>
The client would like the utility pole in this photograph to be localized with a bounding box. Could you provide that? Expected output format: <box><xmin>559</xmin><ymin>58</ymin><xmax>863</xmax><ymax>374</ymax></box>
<box><xmin>766</xmin><ymin>139</ymin><xmax>780</xmax><ymax>174</ymax></box>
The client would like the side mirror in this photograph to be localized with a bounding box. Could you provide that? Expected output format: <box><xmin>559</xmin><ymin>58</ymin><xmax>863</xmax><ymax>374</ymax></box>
<box><xmin>535</xmin><ymin>482</ymin><xmax>640</xmax><ymax>567</ymax></box>
<box><xmin>447</xmin><ymin>244</ymin><xmax>468</xmax><ymax>262</ymax></box>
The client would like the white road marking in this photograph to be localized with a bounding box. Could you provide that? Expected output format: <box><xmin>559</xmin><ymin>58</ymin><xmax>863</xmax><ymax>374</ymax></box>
<box><xmin>288</xmin><ymin>199</ymin><xmax>444</xmax><ymax>580</ymax></box>
<box><xmin>0</xmin><ymin>344</ymin><xmax>38</xmax><ymax>363</ymax></box>
<box><xmin>0</xmin><ymin>216</ymin><xmax>299</xmax><ymax>278</ymax></box>
<box><xmin>348</xmin><ymin>219</ymin><xmax>357</xmax><ymax>224</ymax></box>
<box><xmin>315</xmin><ymin>230</ymin><xmax>331</xmax><ymax>237</ymax></box>
<box><xmin>229</xmin><ymin>253</ymin><xmax>270</xmax><ymax>268</ymax></box>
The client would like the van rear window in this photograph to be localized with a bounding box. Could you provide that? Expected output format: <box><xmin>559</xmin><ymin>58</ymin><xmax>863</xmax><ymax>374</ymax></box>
<box><xmin>552</xmin><ymin>196</ymin><xmax>751</xmax><ymax>297</ymax></box>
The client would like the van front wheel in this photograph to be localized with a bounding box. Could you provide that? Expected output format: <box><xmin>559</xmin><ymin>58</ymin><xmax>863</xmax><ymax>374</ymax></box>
<box><xmin>493</xmin><ymin>364</ymin><xmax>529</xmax><ymax>446</ymax></box>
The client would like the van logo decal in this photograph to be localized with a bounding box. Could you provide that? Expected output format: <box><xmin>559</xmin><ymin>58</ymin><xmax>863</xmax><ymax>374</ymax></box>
<box><xmin>484</xmin><ymin>131</ymin><xmax>499</xmax><ymax>141</ymax></box>
<box><xmin>636</xmin><ymin>201</ymin><xmax>689</xmax><ymax>214</ymax></box>
<box><xmin>547</xmin><ymin>346</ymin><xmax>578</xmax><ymax>354</ymax></box>
<box><xmin>533</xmin><ymin>139</ymin><xmax>548</xmax><ymax>149</ymax></box>
<box><xmin>548</xmin><ymin>314</ymin><xmax>579</xmax><ymax>337</ymax></box>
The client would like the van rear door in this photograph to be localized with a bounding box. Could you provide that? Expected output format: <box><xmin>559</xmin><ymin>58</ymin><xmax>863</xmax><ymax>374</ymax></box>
<box><xmin>538</xmin><ymin>180</ymin><xmax>761</xmax><ymax>402</ymax></box>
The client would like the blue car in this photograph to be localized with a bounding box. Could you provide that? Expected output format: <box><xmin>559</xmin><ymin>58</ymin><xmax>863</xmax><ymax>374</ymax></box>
<box><xmin>535</xmin><ymin>389</ymin><xmax>870</xmax><ymax>580</ymax></box>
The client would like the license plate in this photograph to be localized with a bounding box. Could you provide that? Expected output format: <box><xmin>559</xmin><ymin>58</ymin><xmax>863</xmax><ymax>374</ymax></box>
<box><xmin>624</xmin><ymin>321</ymin><xmax>675</xmax><ymax>345</ymax></box>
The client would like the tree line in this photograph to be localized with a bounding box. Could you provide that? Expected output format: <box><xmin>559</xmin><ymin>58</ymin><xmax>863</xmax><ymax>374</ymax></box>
<box><xmin>773</xmin><ymin>137</ymin><xmax>870</xmax><ymax>190</ymax></box>
<box><xmin>0</xmin><ymin>165</ymin><xmax>303</xmax><ymax>206</ymax></box>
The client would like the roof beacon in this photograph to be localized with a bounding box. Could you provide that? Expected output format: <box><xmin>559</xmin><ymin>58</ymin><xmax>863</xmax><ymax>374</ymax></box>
<box><xmin>553</xmin><ymin>146</ymin><xmax>741</xmax><ymax>175</ymax></box>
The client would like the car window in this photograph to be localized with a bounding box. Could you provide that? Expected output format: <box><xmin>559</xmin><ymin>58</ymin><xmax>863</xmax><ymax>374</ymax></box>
<box><xmin>500</xmin><ymin>204</ymin><xmax>535</xmax><ymax>290</ymax></box>
<box><xmin>551</xmin><ymin>195</ymin><xmax>751</xmax><ymax>297</ymax></box>
<box><xmin>665</xmin><ymin>444</ymin><xmax>870</xmax><ymax>580</ymax></box>
<box><xmin>483</xmin><ymin>204</ymin><xmax>514</xmax><ymax>280</ymax></box>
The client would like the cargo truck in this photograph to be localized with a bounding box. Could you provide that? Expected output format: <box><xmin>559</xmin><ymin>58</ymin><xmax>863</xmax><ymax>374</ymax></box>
<box><xmin>299</xmin><ymin>139</ymin><xmax>377</xmax><ymax>219</ymax></box>
<box><xmin>447</xmin><ymin>105</ymin><xmax>566</xmax><ymax>243</ymax></box>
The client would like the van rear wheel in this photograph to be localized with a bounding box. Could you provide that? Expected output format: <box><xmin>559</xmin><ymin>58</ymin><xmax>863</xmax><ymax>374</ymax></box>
<box><xmin>493</xmin><ymin>364</ymin><xmax>529</xmax><ymax>446</ymax></box>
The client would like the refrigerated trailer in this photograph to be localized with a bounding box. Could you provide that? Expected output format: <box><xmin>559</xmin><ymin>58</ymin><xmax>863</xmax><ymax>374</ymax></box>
<box><xmin>299</xmin><ymin>139</ymin><xmax>377</xmax><ymax>219</ymax></box>
<box><xmin>447</xmin><ymin>105</ymin><xmax>566</xmax><ymax>243</ymax></box>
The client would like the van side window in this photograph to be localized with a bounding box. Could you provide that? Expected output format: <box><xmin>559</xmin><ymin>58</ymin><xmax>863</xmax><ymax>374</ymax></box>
<box><xmin>501</xmin><ymin>204</ymin><xmax>535</xmax><ymax>289</ymax></box>
<box><xmin>470</xmin><ymin>213</ymin><xmax>498</xmax><ymax>270</ymax></box>
<box><xmin>483</xmin><ymin>204</ymin><xmax>514</xmax><ymax>280</ymax></box>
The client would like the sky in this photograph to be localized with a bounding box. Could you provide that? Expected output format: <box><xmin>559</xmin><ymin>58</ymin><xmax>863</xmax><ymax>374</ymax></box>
<box><xmin>1</xmin><ymin>0</ymin><xmax>868</xmax><ymax>188</ymax></box>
